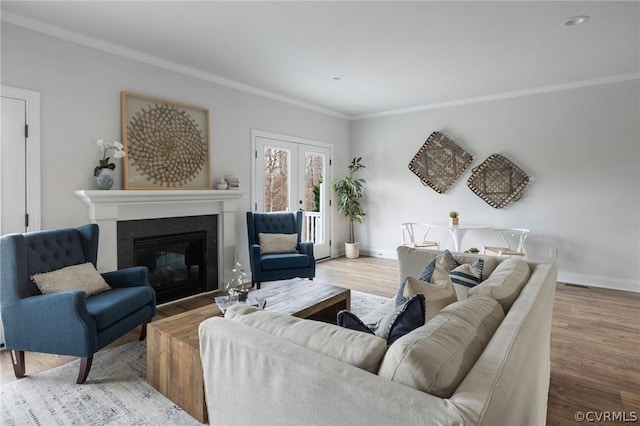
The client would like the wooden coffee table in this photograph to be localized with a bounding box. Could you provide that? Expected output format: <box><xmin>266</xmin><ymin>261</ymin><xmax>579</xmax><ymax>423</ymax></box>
<box><xmin>146</xmin><ymin>280</ymin><xmax>350</xmax><ymax>423</ymax></box>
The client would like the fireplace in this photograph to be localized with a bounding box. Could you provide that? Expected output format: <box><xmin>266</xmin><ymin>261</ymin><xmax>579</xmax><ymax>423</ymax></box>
<box><xmin>117</xmin><ymin>215</ymin><xmax>218</xmax><ymax>304</ymax></box>
<box><xmin>74</xmin><ymin>189</ymin><xmax>244</xmax><ymax>299</ymax></box>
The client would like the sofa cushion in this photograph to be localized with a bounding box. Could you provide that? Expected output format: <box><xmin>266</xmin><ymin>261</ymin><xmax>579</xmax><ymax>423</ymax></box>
<box><xmin>259</xmin><ymin>233</ymin><xmax>298</xmax><ymax>254</ymax></box>
<box><xmin>338</xmin><ymin>294</ymin><xmax>425</xmax><ymax>346</ymax></box>
<box><xmin>260</xmin><ymin>253</ymin><xmax>310</xmax><ymax>270</ymax></box>
<box><xmin>86</xmin><ymin>286</ymin><xmax>154</xmax><ymax>330</ymax></box>
<box><xmin>225</xmin><ymin>304</ymin><xmax>387</xmax><ymax>373</ymax></box>
<box><xmin>397</xmin><ymin>277</ymin><xmax>458</xmax><ymax>321</ymax></box>
<box><xmin>468</xmin><ymin>258</ymin><xmax>531</xmax><ymax>312</ymax></box>
<box><xmin>378</xmin><ymin>296</ymin><xmax>504</xmax><ymax>398</ymax></box>
<box><xmin>31</xmin><ymin>262</ymin><xmax>111</xmax><ymax>296</ymax></box>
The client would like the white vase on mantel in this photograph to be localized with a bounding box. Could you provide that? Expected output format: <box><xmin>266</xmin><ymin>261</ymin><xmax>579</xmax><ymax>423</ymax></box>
<box><xmin>216</xmin><ymin>178</ymin><xmax>228</xmax><ymax>190</ymax></box>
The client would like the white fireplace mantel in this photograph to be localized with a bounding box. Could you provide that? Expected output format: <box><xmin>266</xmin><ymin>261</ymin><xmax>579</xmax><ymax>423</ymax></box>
<box><xmin>74</xmin><ymin>189</ymin><xmax>245</xmax><ymax>284</ymax></box>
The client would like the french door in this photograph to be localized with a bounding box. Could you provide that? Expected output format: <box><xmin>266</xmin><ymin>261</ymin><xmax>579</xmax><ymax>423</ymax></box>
<box><xmin>252</xmin><ymin>132</ymin><xmax>332</xmax><ymax>260</ymax></box>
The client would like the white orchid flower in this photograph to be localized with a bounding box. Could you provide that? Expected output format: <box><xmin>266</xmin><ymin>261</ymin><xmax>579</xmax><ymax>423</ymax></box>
<box><xmin>97</xmin><ymin>139</ymin><xmax>105</xmax><ymax>149</ymax></box>
<box><xmin>113</xmin><ymin>141</ymin><xmax>124</xmax><ymax>150</ymax></box>
<box><xmin>113</xmin><ymin>149</ymin><xmax>126</xmax><ymax>158</ymax></box>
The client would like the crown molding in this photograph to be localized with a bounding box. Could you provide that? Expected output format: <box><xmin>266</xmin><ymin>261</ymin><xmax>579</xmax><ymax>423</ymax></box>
<box><xmin>3</xmin><ymin>11</ymin><xmax>638</xmax><ymax>121</ymax></box>
<box><xmin>1</xmin><ymin>11</ymin><xmax>350</xmax><ymax>120</ymax></box>
<box><xmin>352</xmin><ymin>72</ymin><xmax>640</xmax><ymax>120</ymax></box>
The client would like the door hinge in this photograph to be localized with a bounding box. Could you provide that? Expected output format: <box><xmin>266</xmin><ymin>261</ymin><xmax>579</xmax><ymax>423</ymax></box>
<box><xmin>25</xmin><ymin>124</ymin><xmax>29</xmax><ymax>138</ymax></box>
<box><xmin>255</xmin><ymin>150</ymin><xmax>258</xmax><ymax>159</ymax></box>
<box><xmin>329</xmin><ymin>199</ymin><xmax>332</xmax><ymax>206</ymax></box>
<box><xmin>25</xmin><ymin>213</ymin><xmax>29</xmax><ymax>228</ymax></box>
<box><xmin>329</xmin><ymin>158</ymin><xmax>332</xmax><ymax>166</ymax></box>
<box><xmin>255</xmin><ymin>202</ymin><xmax>257</xmax><ymax>211</ymax></box>
<box><xmin>329</xmin><ymin>239</ymin><xmax>332</xmax><ymax>246</ymax></box>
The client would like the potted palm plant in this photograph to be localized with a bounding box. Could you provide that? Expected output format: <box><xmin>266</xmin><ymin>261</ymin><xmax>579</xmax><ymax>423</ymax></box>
<box><xmin>331</xmin><ymin>157</ymin><xmax>366</xmax><ymax>258</ymax></box>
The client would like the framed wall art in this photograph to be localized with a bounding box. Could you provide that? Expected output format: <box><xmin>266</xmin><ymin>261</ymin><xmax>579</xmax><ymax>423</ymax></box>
<box><xmin>121</xmin><ymin>92</ymin><xmax>211</xmax><ymax>189</ymax></box>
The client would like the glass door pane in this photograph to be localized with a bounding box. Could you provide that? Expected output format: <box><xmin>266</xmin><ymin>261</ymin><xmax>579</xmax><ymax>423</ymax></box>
<box><xmin>263</xmin><ymin>146</ymin><xmax>290</xmax><ymax>212</ymax></box>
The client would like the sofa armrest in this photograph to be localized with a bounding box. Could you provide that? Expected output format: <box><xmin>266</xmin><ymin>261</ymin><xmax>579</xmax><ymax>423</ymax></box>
<box><xmin>199</xmin><ymin>317</ymin><xmax>465</xmax><ymax>426</ymax></box>
<box><xmin>102</xmin><ymin>266</ymin><xmax>149</xmax><ymax>288</ymax></box>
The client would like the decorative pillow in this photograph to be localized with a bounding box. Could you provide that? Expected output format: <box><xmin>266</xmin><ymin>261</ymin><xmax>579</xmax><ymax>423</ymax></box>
<box><xmin>418</xmin><ymin>250</ymin><xmax>457</xmax><ymax>281</ymax></box>
<box><xmin>449</xmin><ymin>258</ymin><xmax>484</xmax><ymax>288</ymax></box>
<box><xmin>31</xmin><ymin>262</ymin><xmax>111</xmax><ymax>297</ymax></box>
<box><xmin>397</xmin><ymin>277</ymin><xmax>458</xmax><ymax>321</ymax></box>
<box><xmin>258</xmin><ymin>233</ymin><xmax>298</xmax><ymax>254</ymax></box>
<box><xmin>338</xmin><ymin>294</ymin><xmax>426</xmax><ymax>345</ymax></box>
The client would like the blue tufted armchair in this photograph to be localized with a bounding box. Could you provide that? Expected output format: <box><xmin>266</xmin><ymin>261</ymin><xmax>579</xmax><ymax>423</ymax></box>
<box><xmin>246</xmin><ymin>211</ymin><xmax>315</xmax><ymax>289</ymax></box>
<box><xmin>0</xmin><ymin>224</ymin><xmax>156</xmax><ymax>384</ymax></box>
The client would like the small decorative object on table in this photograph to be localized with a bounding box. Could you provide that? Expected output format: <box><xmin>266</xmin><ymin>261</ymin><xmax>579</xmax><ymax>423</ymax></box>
<box><xmin>464</xmin><ymin>247</ymin><xmax>480</xmax><ymax>254</ymax></box>
<box><xmin>94</xmin><ymin>139</ymin><xmax>126</xmax><ymax>190</ymax></box>
<box><xmin>449</xmin><ymin>211</ymin><xmax>459</xmax><ymax>226</ymax></box>
<box><xmin>226</xmin><ymin>262</ymin><xmax>249</xmax><ymax>301</ymax></box>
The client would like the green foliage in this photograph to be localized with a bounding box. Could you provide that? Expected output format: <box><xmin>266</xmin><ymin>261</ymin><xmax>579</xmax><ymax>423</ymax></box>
<box><xmin>312</xmin><ymin>183</ymin><xmax>321</xmax><ymax>212</ymax></box>
<box><xmin>464</xmin><ymin>247</ymin><xmax>480</xmax><ymax>253</ymax></box>
<box><xmin>449</xmin><ymin>211</ymin><xmax>459</xmax><ymax>218</ymax></box>
<box><xmin>331</xmin><ymin>157</ymin><xmax>366</xmax><ymax>243</ymax></box>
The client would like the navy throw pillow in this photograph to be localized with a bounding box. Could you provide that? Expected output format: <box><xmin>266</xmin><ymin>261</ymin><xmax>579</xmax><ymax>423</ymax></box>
<box><xmin>337</xmin><ymin>294</ymin><xmax>426</xmax><ymax>345</ymax></box>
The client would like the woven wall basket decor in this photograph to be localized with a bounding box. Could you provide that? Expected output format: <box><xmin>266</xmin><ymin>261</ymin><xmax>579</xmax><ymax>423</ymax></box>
<box><xmin>467</xmin><ymin>153</ymin><xmax>529</xmax><ymax>208</ymax></box>
<box><xmin>408</xmin><ymin>131</ymin><xmax>473</xmax><ymax>193</ymax></box>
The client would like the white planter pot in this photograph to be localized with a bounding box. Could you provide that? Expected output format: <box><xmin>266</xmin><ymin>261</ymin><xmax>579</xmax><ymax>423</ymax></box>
<box><xmin>345</xmin><ymin>242</ymin><xmax>360</xmax><ymax>259</ymax></box>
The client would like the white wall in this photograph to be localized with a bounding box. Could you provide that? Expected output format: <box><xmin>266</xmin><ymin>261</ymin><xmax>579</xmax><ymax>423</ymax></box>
<box><xmin>0</xmin><ymin>23</ymin><xmax>350</xmax><ymax>268</ymax></box>
<box><xmin>351</xmin><ymin>80</ymin><xmax>640</xmax><ymax>291</ymax></box>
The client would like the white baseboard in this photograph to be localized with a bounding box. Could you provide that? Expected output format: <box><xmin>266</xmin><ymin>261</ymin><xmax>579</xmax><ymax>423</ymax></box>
<box><xmin>558</xmin><ymin>272</ymin><xmax>640</xmax><ymax>293</ymax></box>
<box><xmin>360</xmin><ymin>248</ymin><xmax>397</xmax><ymax>259</ymax></box>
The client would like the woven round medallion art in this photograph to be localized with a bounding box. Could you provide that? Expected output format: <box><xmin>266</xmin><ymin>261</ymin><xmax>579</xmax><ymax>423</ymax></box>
<box><xmin>127</xmin><ymin>104</ymin><xmax>206</xmax><ymax>187</ymax></box>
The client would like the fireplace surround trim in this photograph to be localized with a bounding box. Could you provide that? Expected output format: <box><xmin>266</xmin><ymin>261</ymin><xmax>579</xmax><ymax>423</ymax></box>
<box><xmin>75</xmin><ymin>189</ymin><xmax>244</xmax><ymax>286</ymax></box>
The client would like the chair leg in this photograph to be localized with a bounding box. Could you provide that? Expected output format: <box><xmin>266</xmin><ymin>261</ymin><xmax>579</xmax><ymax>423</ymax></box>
<box><xmin>139</xmin><ymin>322</ymin><xmax>148</xmax><ymax>341</ymax></box>
<box><xmin>10</xmin><ymin>350</ymin><xmax>25</xmax><ymax>378</ymax></box>
<box><xmin>256</xmin><ymin>281</ymin><xmax>261</xmax><ymax>290</ymax></box>
<box><xmin>77</xmin><ymin>356</ymin><xmax>93</xmax><ymax>384</ymax></box>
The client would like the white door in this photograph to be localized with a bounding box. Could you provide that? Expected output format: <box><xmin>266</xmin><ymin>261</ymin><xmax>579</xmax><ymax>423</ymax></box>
<box><xmin>0</xmin><ymin>86</ymin><xmax>40</xmax><ymax>236</ymax></box>
<box><xmin>253</xmin><ymin>134</ymin><xmax>332</xmax><ymax>260</ymax></box>
<box><xmin>1</xmin><ymin>96</ymin><xmax>28</xmax><ymax>235</ymax></box>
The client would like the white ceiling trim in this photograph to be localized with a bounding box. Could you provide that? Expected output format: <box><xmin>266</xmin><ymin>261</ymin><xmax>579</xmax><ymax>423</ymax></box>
<box><xmin>1</xmin><ymin>11</ymin><xmax>350</xmax><ymax>120</ymax></box>
<box><xmin>353</xmin><ymin>73</ymin><xmax>640</xmax><ymax>120</ymax></box>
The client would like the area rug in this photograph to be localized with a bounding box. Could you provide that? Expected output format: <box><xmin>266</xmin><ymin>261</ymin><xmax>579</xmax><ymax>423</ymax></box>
<box><xmin>1</xmin><ymin>291</ymin><xmax>388</xmax><ymax>425</ymax></box>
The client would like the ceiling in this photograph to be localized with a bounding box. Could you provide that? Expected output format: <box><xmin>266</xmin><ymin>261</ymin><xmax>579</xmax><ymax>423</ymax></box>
<box><xmin>2</xmin><ymin>1</ymin><xmax>638</xmax><ymax>118</ymax></box>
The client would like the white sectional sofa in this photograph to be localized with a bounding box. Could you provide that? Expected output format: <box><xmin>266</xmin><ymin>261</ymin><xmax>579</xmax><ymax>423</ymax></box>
<box><xmin>199</xmin><ymin>246</ymin><xmax>557</xmax><ymax>425</ymax></box>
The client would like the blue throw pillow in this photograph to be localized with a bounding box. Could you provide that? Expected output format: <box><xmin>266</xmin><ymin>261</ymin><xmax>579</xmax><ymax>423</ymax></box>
<box><xmin>338</xmin><ymin>294</ymin><xmax>426</xmax><ymax>345</ymax></box>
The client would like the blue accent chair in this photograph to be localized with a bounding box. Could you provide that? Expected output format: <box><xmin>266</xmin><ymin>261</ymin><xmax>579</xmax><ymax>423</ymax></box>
<box><xmin>246</xmin><ymin>211</ymin><xmax>315</xmax><ymax>289</ymax></box>
<box><xmin>0</xmin><ymin>224</ymin><xmax>156</xmax><ymax>384</ymax></box>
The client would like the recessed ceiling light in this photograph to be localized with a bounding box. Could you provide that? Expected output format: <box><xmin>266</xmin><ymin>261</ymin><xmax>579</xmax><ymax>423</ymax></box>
<box><xmin>561</xmin><ymin>15</ymin><xmax>589</xmax><ymax>27</ymax></box>
<box><xmin>331</xmin><ymin>75</ymin><xmax>343</xmax><ymax>81</ymax></box>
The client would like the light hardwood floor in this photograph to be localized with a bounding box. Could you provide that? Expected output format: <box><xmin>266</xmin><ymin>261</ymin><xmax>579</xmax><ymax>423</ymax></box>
<box><xmin>2</xmin><ymin>256</ymin><xmax>638</xmax><ymax>425</ymax></box>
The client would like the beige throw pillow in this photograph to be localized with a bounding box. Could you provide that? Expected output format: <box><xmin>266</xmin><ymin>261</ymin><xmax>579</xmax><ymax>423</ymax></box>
<box><xmin>31</xmin><ymin>262</ymin><xmax>111</xmax><ymax>297</ymax></box>
<box><xmin>401</xmin><ymin>277</ymin><xmax>458</xmax><ymax>321</ymax></box>
<box><xmin>259</xmin><ymin>233</ymin><xmax>299</xmax><ymax>254</ymax></box>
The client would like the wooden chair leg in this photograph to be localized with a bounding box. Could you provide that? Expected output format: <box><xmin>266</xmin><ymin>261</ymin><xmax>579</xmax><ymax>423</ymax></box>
<box><xmin>77</xmin><ymin>356</ymin><xmax>93</xmax><ymax>384</ymax></box>
<box><xmin>10</xmin><ymin>350</ymin><xmax>25</xmax><ymax>378</ymax></box>
<box><xmin>139</xmin><ymin>322</ymin><xmax>148</xmax><ymax>341</ymax></box>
